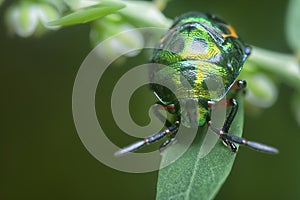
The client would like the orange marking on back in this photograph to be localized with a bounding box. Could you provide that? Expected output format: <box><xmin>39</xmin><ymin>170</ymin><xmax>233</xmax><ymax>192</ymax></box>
<box><xmin>222</xmin><ymin>25</ymin><xmax>238</xmax><ymax>39</ymax></box>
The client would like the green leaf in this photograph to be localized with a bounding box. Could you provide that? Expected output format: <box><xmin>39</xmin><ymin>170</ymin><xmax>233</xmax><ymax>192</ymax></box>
<box><xmin>156</xmin><ymin>96</ymin><xmax>244</xmax><ymax>200</ymax></box>
<box><xmin>47</xmin><ymin>1</ymin><xmax>125</xmax><ymax>27</ymax></box>
<box><xmin>286</xmin><ymin>0</ymin><xmax>300</xmax><ymax>52</ymax></box>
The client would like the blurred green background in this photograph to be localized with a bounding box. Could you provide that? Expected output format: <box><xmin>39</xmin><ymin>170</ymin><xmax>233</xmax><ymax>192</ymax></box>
<box><xmin>1</xmin><ymin>0</ymin><xmax>299</xmax><ymax>199</ymax></box>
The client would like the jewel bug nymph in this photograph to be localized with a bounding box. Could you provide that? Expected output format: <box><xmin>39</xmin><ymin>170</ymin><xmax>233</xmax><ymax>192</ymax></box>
<box><xmin>115</xmin><ymin>12</ymin><xmax>278</xmax><ymax>156</ymax></box>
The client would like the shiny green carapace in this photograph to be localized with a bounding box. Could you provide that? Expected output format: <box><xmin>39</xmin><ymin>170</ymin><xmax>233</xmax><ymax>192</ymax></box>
<box><xmin>115</xmin><ymin>12</ymin><xmax>278</xmax><ymax>157</ymax></box>
<box><xmin>149</xmin><ymin>12</ymin><xmax>250</xmax><ymax>127</ymax></box>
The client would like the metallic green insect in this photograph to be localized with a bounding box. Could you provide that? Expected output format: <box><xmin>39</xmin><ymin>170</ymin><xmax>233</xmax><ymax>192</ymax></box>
<box><xmin>115</xmin><ymin>12</ymin><xmax>278</xmax><ymax>156</ymax></box>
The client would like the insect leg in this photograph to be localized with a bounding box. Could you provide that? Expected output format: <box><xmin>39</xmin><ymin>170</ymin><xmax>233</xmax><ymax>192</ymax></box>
<box><xmin>209</xmin><ymin>97</ymin><xmax>276</xmax><ymax>153</ymax></box>
<box><xmin>222</xmin><ymin>98</ymin><xmax>238</xmax><ymax>132</ymax></box>
<box><xmin>114</xmin><ymin>121</ymin><xmax>180</xmax><ymax>156</ymax></box>
<box><xmin>153</xmin><ymin>102</ymin><xmax>180</xmax><ymax>153</ymax></box>
<box><xmin>159</xmin><ymin>137</ymin><xmax>177</xmax><ymax>154</ymax></box>
<box><xmin>209</xmin><ymin>98</ymin><xmax>238</xmax><ymax>152</ymax></box>
<box><xmin>218</xmin><ymin>80</ymin><xmax>247</xmax><ymax>151</ymax></box>
<box><xmin>221</xmin><ymin>138</ymin><xmax>237</xmax><ymax>152</ymax></box>
<box><xmin>229</xmin><ymin>80</ymin><xmax>247</xmax><ymax>91</ymax></box>
<box><xmin>208</xmin><ymin>121</ymin><xmax>278</xmax><ymax>154</ymax></box>
<box><xmin>224</xmin><ymin>79</ymin><xmax>248</xmax><ymax>131</ymax></box>
<box><xmin>153</xmin><ymin>102</ymin><xmax>175</xmax><ymax>127</ymax></box>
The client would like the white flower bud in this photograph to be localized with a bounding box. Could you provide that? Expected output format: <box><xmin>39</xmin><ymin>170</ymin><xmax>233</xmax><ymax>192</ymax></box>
<box><xmin>5</xmin><ymin>2</ymin><xmax>59</xmax><ymax>37</ymax></box>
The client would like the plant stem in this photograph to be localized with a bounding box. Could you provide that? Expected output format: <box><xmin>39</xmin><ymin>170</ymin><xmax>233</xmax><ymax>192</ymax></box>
<box><xmin>249</xmin><ymin>47</ymin><xmax>300</xmax><ymax>91</ymax></box>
